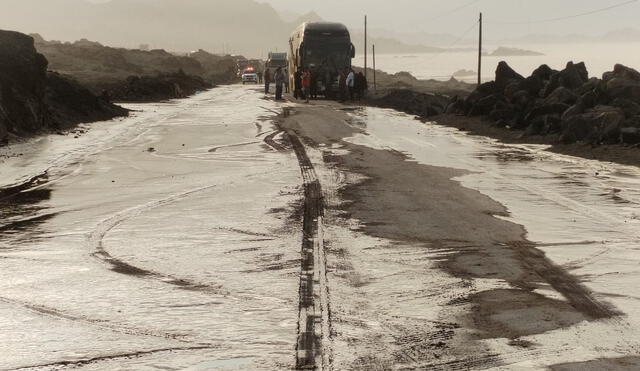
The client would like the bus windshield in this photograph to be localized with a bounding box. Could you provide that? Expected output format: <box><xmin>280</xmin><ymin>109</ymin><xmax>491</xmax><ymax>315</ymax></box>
<box><xmin>303</xmin><ymin>39</ymin><xmax>351</xmax><ymax>70</ymax></box>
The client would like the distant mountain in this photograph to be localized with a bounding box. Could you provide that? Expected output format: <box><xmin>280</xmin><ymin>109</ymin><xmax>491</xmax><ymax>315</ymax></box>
<box><xmin>0</xmin><ymin>0</ymin><xmax>292</xmax><ymax>56</ymax></box>
<box><xmin>0</xmin><ymin>0</ymin><xmax>479</xmax><ymax>57</ymax></box>
<box><xmin>496</xmin><ymin>28</ymin><xmax>640</xmax><ymax>44</ymax></box>
<box><xmin>602</xmin><ymin>28</ymin><xmax>640</xmax><ymax>42</ymax></box>
<box><xmin>489</xmin><ymin>47</ymin><xmax>544</xmax><ymax>57</ymax></box>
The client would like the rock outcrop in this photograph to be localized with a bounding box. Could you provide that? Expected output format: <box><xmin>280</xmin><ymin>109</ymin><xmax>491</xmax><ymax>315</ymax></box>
<box><xmin>450</xmin><ymin>61</ymin><xmax>640</xmax><ymax>145</ymax></box>
<box><xmin>0</xmin><ymin>30</ymin><xmax>48</xmax><ymax>142</ymax></box>
<box><xmin>0</xmin><ymin>30</ymin><xmax>127</xmax><ymax>144</ymax></box>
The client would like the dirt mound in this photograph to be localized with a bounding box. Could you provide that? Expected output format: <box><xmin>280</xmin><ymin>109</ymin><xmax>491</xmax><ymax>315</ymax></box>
<box><xmin>449</xmin><ymin>61</ymin><xmax>640</xmax><ymax>146</ymax></box>
<box><xmin>105</xmin><ymin>71</ymin><xmax>212</xmax><ymax>102</ymax></box>
<box><xmin>0</xmin><ymin>30</ymin><xmax>127</xmax><ymax>144</ymax></box>
<box><xmin>46</xmin><ymin>72</ymin><xmax>128</xmax><ymax>128</ymax></box>
<box><xmin>34</xmin><ymin>36</ymin><xmax>239</xmax><ymax>96</ymax></box>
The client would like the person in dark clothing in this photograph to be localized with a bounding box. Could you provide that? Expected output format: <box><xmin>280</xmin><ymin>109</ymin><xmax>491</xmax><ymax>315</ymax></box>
<box><xmin>310</xmin><ymin>69</ymin><xmax>318</xmax><ymax>100</ymax></box>
<box><xmin>338</xmin><ymin>70</ymin><xmax>347</xmax><ymax>102</ymax></box>
<box><xmin>264</xmin><ymin>69</ymin><xmax>271</xmax><ymax>94</ymax></box>
<box><xmin>355</xmin><ymin>72</ymin><xmax>368</xmax><ymax>100</ymax></box>
<box><xmin>294</xmin><ymin>69</ymin><xmax>303</xmax><ymax>100</ymax></box>
<box><xmin>274</xmin><ymin>67</ymin><xmax>285</xmax><ymax>101</ymax></box>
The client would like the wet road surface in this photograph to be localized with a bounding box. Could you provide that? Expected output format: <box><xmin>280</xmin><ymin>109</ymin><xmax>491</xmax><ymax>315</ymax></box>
<box><xmin>2</xmin><ymin>85</ymin><xmax>640</xmax><ymax>370</ymax></box>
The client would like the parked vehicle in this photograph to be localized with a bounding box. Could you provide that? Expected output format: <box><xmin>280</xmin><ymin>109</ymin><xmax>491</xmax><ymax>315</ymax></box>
<box><xmin>288</xmin><ymin>22</ymin><xmax>355</xmax><ymax>98</ymax></box>
<box><xmin>241</xmin><ymin>67</ymin><xmax>259</xmax><ymax>84</ymax></box>
<box><xmin>266</xmin><ymin>52</ymin><xmax>288</xmax><ymax>76</ymax></box>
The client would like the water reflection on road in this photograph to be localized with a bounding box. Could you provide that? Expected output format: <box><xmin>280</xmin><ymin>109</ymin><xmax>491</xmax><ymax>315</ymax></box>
<box><xmin>0</xmin><ymin>86</ymin><xmax>301</xmax><ymax>370</ymax></box>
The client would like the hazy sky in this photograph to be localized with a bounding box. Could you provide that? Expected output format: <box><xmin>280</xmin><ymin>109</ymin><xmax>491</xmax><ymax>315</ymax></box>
<box><xmin>256</xmin><ymin>0</ymin><xmax>640</xmax><ymax>38</ymax></box>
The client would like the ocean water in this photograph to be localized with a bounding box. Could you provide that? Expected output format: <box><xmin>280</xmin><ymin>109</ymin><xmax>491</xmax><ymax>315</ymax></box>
<box><xmin>354</xmin><ymin>42</ymin><xmax>640</xmax><ymax>83</ymax></box>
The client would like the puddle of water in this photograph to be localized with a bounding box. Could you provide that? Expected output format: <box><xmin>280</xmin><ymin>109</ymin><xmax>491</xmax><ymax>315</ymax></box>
<box><xmin>342</xmin><ymin>107</ymin><xmax>640</xmax><ymax>364</ymax></box>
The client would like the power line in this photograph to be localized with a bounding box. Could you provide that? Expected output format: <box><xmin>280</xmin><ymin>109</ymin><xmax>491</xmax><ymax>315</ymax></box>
<box><xmin>427</xmin><ymin>0</ymin><xmax>483</xmax><ymax>21</ymax></box>
<box><xmin>488</xmin><ymin>0</ymin><xmax>639</xmax><ymax>25</ymax></box>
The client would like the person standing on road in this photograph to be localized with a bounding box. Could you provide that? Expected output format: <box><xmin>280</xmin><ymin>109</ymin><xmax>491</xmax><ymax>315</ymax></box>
<box><xmin>264</xmin><ymin>69</ymin><xmax>271</xmax><ymax>95</ymax></box>
<box><xmin>355</xmin><ymin>72</ymin><xmax>368</xmax><ymax>100</ymax></box>
<box><xmin>302</xmin><ymin>68</ymin><xmax>312</xmax><ymax>104</ymax></box>
<box><xmin>294</xmin><ymin>69</ymin><xmax>303</xmax><ymax>100</ymax></box>
<box><xmin>346</xmin><ymin>68</ymin><xmax>356</xmax><ymax>101</ymax></box>
<box><xmin>338</xmin><ymin>69</ymin><xmax>347</xmax><ymax>102</ymax></box>
<box><xmin>274</xmin><ymin>67</ymin><xmax>285</xmax><ymax>101</ymax></box>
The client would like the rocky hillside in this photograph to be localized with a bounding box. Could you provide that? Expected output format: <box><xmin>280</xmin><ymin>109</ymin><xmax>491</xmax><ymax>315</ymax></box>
<box><xmin>0</xmin><ymin>30</ymin><xmax>127</xmax><ymax>144</ymax></box>
<box><xmin>33</xmin><ymin>36</ymin><xmax>233</xmax><ymax>100</ymax></box>
<box><xmin>449</xmin><ymin>61</ymin><xmax>640</xmax><ymax>145</ymax></box>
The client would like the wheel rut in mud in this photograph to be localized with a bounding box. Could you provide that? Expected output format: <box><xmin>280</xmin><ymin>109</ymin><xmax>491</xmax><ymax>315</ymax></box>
<box><xmin>284</xmin><ymin>130</ymin><xmax>331</xmax><ymax>370</ymax></box>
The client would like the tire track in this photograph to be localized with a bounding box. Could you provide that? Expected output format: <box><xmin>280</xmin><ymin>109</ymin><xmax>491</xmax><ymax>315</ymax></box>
<box><xmin>10</xmin><ymin>345</ymin><xmax>217</xmax><ymax>371</ymax></box>
<box><xmin>285</xmin><ymin>131</ymin><xmax>332</xmax><ymax>370</ymax></box>
<box><xmin>0</xmin><ymin>296</ymin><xmax>190</xmax><ymax>342</ymax></box>
<box><xmin>89</xmin><ymin>184</ymin><xmax>228</xmax><ymax>295</ymax></box>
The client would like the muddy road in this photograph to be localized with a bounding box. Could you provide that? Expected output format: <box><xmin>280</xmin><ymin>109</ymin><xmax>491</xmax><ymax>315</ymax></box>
<box><xmin>2</xmin><ymin>85</ymin><xmax>640</xmax><ymax>370</ymax></box>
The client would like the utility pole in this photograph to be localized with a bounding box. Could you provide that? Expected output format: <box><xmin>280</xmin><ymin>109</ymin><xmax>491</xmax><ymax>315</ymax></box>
<box><xmin>364</xmin><ymin>15</ymin><xmax>368</xmax><ymax>82</ymax></box>
<box><xmin>373</xmin><ymin>44</ymin><xmax>377</xmax><ymax>91</ymax></box>
<box><xmin>478</xmin><ymin>12</ymin><xmax>483</xmax><ymax>86</ymax></box>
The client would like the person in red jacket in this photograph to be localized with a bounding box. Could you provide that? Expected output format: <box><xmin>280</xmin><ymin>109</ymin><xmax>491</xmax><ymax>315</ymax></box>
<box><xmin>302</xmin><ymin>68</ymin><xmax>312</xmax><ymax>104</ymax></box>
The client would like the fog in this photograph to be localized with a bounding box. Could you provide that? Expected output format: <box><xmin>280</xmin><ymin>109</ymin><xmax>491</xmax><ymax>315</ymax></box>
<box><xmin>256</xmin><ymin>0</ymin><xmax>640</xmax><ymax>38</ymax></box>
<box><xmin>1</xmin><ymin>0</ymin><xmax>639</xmax><ymax>57</ymax></box>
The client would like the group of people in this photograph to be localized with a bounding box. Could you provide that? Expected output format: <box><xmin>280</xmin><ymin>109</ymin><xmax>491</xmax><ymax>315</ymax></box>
<box><xmin>340</xmin><ymin>68</ymin><xmax>368</xmax><ymax>102</ymax></box>
<box><xmin>263</xmin><ymin>67</ymin><xmax>288</xmax><ymax>101</ymax></box>
<box><xmin>263</xmin><ymin>66</ymin><xmax>368</xmax><ymax>103</ymax></box>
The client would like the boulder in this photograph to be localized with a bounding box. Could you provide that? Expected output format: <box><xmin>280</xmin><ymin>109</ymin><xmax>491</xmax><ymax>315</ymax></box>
<box><xmin>519</xmin><ymin>75</ymin><xmax>544</xmax><ymax>96</ymax></box>
<box><xmin>604</xmin><ymin>78</ymin><xmax>640</xmax><ymax>103</ymax></box>
<box><xmin>543</xmin><ymin>87</ymin><xmax>579</xmax><ymax>106</ymax></box>
<box><xmin>579</xmin><ymin>90</ymin><xmax>599</xmax><ymax>108</ymax></box>
<box><xmin>610</xmin><ymin>98</ymin><xmax>640</xmax><ymax>117</ymax></box>
<box><xmin>542</xmin><ymin>62</ymin><xmax>589</xmax><ymax>97</ymax></box>
<box><xmin>603</xmin><ymin>64</ymin><xmax>640</xmax><ymax>82</ymax></box>
<box><xmin>560</xmin><ymin>107</ymin><xmax>625</xmax><ymax>144</ymax></box>
<box><xmin>495</xmin><ymin>61</ymin><xmax>524</xmax><ymax>92</ymax></box>
<box><xmin>531</xmin><ymin>64</ymin><xmax>555</xmax><ymax>82</ymax></box>
<box><xmin>620</xmin><ymin>127</ymin><xmax>640</xmax><ymax>144</ymax></box>
<box><xmin>561</xmin><ymin>103</ymin><xmax>585</xmax><ymax>121</ymax></box>
<box><xmin>525</xmin><ymin>103</ymin><xmax>570</xmax><ymax>122</ymax></box>
<box><xmin>470</xmin><ymin>95</ymin><xmax>499</xmax><ymax>116</ymax></box>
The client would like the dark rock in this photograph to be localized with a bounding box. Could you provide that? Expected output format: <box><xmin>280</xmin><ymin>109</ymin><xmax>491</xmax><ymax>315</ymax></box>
<box><xmin>579</xmin><ymin>90</ymin><xmax>599</xmax><ymax>108</ymax></box>
<box><xmin>542</xmin><ymin>62</ymin><xmax>589</xmax><ymax>97</ymax></box>
<box><xmin>603</xmin><ymin>64</ymin><xmax>640</xmax><ymax>82</ymax></box>
<box><xmin>561</xmin><ymin>103</ymin><xmax>585</xmax><ymax>121</ymax></box>
<box><xmin>543</xmin><ymin>87</ymin><xmax>579</xmax><ymax>106</ymax></box>
<box><xmin>489</xmin><ymin>107</ymin><xmax>517</xmax><ymax>122</ymax></box>
<box><xmin>495</xmin><ymin>61</ymin><xmax>525</xmax><ymax>92</ymax></box>
<box><xmin>610</xmin><ymin>98</ymin><xmax>640</xmax><ymax>117</ymax></box>
<box><xmin>470</xmin><ymin>95</ymin><xmax>499</xmax><ymax>116</ymax></box>
<box><xmin>525</xmin><ymin>103</ymin><xmax>570</xmax><ymax>122</ymax></box>
<box><xmin>511</xmin><ymin>90</ymin><xmax>532</xmax><ymax>107</ymax></box>
<box><xmin>531</xmin><ymin>64</ymin><xmax>556</xmax><ymax>82</ymax></box>
<box><xmin>620</xmin><ymin>127</ymin><xmax>640</xmax><ymax>144</ymax></box>
<box><xmin>519</xmin><ymin>76</ymin><xmax>544</xmax><ymax>96</ymax></box>
<box><xmin>369</xmin><ymin>89</ymin><xmax>451</xmax><ymax>117</ymax></box>
<box><xmin>561</xmin><ymin>107</ymin><xmax>625</xmax><ymax>144</ymax></box>
<box><xmin>574</xmin><ymin>62</ymin><xmax>589</xmax><ymax>82</ymax></box>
